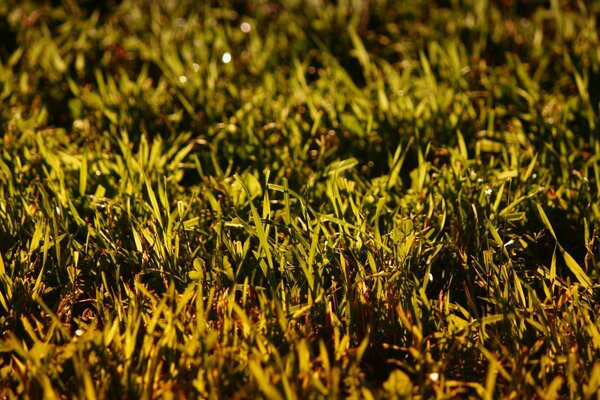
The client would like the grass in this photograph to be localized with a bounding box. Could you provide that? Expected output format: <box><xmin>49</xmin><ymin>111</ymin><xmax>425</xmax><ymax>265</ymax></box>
<box><xmin>1</xmin><ymin>0</ymin><xmax>600</xmax><ymax>398</ymax></box>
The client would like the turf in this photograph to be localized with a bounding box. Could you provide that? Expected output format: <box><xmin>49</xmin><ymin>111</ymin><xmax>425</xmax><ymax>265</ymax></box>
<box><xmin>1</xmin><ymin>0</ymin><xmax>600</xmax><ymax>398</ymax></box>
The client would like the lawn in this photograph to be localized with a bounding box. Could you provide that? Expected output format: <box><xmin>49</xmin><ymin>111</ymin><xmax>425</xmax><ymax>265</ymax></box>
<box><xmin>1</xmin><ymin>0</ymin><xmax>600</xmax><ymax>398</ymax></box>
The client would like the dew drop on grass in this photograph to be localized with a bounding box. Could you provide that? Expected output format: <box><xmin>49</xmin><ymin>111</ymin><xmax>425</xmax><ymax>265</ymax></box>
<box><xmin>73</xmin><ymin>119</ymin><xmax>85</xmax><ymax>130</ymax></box>
<box><xmin>192</xmin><ymin>63</ymin><xmax>199</xmax><ymax>72</ymax></box>
<box><xmin>485</xmin><ymin>188</ymin><xmax>492</xmax><ymax>195</ymax></box>
<box><xmin>75</xmin><ymin>329</ymin><xmax>83</xmax><ymax>337</ymax></box>
<box><xmin>222</xmin><ymin>52</ymin><xmax>232</xmax><ymax>64</ymax></box>
<box><xmin>240</xmin><ymin>22</ymin><xmax>251</xmax><ymax>33</ymax></box>
<box><xmin>179</xmin><ymin>75</ymin><xmax>187</xmax><ymax>83</ymax></box>
<box><xmin>429</xmin><ymin>372</ymin><xmax>439</xmax><ymax>382</ymax></box>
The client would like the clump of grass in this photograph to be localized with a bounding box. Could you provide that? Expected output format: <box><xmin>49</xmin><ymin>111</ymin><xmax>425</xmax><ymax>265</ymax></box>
<box><xmin>1</xmin><ymin>0</ymin><xmax>600</xmax><ymax>398</ymax></box>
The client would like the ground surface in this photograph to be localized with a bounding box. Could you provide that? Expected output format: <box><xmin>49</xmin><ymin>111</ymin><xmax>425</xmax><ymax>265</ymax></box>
<box><xmin>1</xmin><ymin>0</ymin><xmax>600</xmax><ymax>398</ymax></box>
